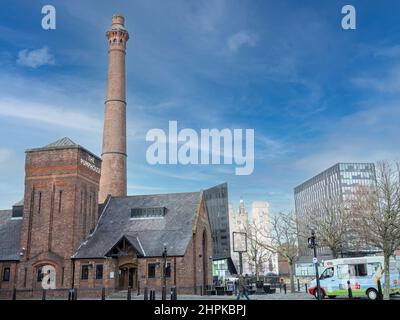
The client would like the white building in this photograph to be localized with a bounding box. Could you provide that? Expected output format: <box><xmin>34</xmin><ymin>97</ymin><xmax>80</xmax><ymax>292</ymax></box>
<box><xmin>229</xmin><ymin>200</ymin><xmax>279</xmax><ymax>277</ymax></box>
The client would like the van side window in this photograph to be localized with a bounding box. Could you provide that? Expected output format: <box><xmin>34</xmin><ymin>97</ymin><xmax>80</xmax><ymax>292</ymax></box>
<box><xmin>349</xmin><ymin>264</ymin><xmax>368</xmax><ymax>277</ymax></box>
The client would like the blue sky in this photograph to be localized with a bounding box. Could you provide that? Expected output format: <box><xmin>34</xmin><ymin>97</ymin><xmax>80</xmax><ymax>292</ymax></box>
<box><xmin>1</xmin><ymin>0</ymin><xmax>400</xmax><ymax>214</ymax></box>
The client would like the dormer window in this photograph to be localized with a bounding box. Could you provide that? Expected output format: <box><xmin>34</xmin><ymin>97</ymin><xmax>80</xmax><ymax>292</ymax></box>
<box><xmin>130</xmin><ymin>207</ymin><xmax>166</xmax><ymax>219</ymax></box>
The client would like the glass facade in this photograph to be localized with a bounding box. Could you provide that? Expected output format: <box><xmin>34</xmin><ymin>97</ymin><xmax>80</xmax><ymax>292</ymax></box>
<box><xmin>204</xmin><ymin>183</ymin><xmax>231</xmax><ymax>260</ymax></box>
<box><xmin>294</xmin><ymin>163</ymin><xmax>376</xmax><ymax>258</ymax></box>
<box><xmin>204</xmin><ymin>183</ymin><xmax>236</xmax><ymax>275</ymax></box>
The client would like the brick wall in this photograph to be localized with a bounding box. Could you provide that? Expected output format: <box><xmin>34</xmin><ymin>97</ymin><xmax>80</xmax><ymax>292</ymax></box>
<box><xmin>16</xmin><ymin>146</ymin><xmax>101</xmax><ymax>291</ymax></box>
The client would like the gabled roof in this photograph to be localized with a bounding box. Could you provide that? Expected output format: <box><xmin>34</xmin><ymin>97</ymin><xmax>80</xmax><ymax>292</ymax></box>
<box><xmin>73</xmin><ymin>192</ymin><xmax>202</xmax><ymax>259</ymax></box>
<box><xmin>105</xmin><ymin>234</ymin><xmax>145</xmax><ymax>257</ymax></box>
<box><xmin>0</xmin><ymin>210</ymin><xmax>22</xmax><ymax>261</ymax></box>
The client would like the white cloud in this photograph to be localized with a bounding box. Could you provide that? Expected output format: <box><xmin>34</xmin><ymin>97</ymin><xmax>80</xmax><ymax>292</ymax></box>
<box><xmin>352</xmin><ymin>66</ymin><xmax>400</xmax><ymax>93</ymax></box>
<box><xmin>16</xmin><ymin>47</ymin><xmax>55</xmax><ymax>68</ymax></box>
<box><xmin>293</xmin><ymin>103</ymin><xmax>400</xmax><ymax>175</ymax></box>
<box><xmin>0</xmin><ymin>98</ymin><xmax>101</xmax><ymax>132</ymax></box>
<box><xmin>227</xmin><ymin>31</ymin><xmax>257</xmax><ymax>52</ymax></box>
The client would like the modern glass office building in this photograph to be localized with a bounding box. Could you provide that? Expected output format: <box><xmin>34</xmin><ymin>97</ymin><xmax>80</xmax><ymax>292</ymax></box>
<box><xmin>294</xmin><ymin>163</ymin><xmax>377</xmax><ymax>264</ymax></box>
<box><xmin>204</xmin><ymin>183</ymin><xmax>237</xmax><ymax>279</ymax></box>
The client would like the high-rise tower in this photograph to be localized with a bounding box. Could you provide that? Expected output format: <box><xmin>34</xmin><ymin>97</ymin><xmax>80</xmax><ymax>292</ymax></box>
<box><xmin>99</xmin><ymin>14</ymin><xmax>129</xmax><ymax>203</ymax></box>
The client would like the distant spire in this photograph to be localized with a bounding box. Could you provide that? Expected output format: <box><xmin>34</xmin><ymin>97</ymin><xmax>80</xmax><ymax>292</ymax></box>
<box><xmin>239</xmin><ymin>198</ymin><xmax>246</xmax><ymax>215</ymax></box>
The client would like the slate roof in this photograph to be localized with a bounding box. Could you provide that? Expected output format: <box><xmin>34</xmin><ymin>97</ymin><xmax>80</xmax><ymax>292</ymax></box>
<box><xmin>74</xmin><ymin>192</ymin><xmax>202</xmax><ymax>259</ymax></box>
<box><xmin>44</xmin><ymin>137</ymin><xmax>78</xmax><ymax>148</ymax></box>
<box><xmin>26</xmin><ymin>137</ymin><xmax>101</xmax><ymax>160</ymax></box>
<box><xmin>0</xmin><ymin>210</ymin><xmax>22</xmax><ymax>261</ymax></box>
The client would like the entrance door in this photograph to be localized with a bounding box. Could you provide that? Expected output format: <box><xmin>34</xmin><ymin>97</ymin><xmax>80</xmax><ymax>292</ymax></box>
<box><xmin>128</xmin><ymin>268</ymin><xmax>135</xmax><ymax>288</ymax></box>
<box><xmin>119</xmin><ymin>266</ymin><xmax>137</xmax><ymax>290</ymax></box>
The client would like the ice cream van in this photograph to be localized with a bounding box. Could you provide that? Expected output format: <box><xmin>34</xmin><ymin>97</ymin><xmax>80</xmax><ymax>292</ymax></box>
<box><xmin>308</xmin><ymin>256</ymin><xmax>400</xmax><ymax>300</ymax></box>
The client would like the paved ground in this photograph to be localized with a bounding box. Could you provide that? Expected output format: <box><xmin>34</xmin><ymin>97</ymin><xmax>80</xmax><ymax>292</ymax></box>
<box><xmin>107</xmin><ymin>291</ymin><xmax>400</xmax><ymax>301</ymax></box>
<box><xmin>106</xmin><ymin>291</ymin><xmax>314</xmax><ymax>300</ymax></box>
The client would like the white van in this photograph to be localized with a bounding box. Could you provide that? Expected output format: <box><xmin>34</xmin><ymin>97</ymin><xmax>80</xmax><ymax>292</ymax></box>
<box><xmin>309</xmin><ymin>256</ymin><xmax>400</xmax><ymax>300</ymax></box>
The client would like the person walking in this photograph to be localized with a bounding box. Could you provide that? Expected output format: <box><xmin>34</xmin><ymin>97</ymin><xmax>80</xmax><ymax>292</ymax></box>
<box><xmin>236</xmin><ymin>273</ymin><xmax>250</xmax><ymax>300</ymax></box>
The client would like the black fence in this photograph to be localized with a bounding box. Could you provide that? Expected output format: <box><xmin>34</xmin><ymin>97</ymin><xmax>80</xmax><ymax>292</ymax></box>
<box><xmin>0</xmin><ymin>285</ymin><xmax>180</xmax><ymax>301</ymax></box>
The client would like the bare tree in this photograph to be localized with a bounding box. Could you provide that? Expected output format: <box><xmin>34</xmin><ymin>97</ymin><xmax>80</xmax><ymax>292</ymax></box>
<box><xmin>245</xmin><ymin>221</ymin><xmax>274</xmax><ymax>280</ymax></box>
<box><xmin>305</xmin><ymin>196</ymin><xmax>352</xmax><ymax>258</ymax></box>
<box><xmin>352</xmin><ymin>161</ymin><xmax>400</xmax><ymax>300</ymax></box>
<box><xmin>249</xmin><ymin>211</ymin><xmax>299</xmax><ymax>293</ymax></box>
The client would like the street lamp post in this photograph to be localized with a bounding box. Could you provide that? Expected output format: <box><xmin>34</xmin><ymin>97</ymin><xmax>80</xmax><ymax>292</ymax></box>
<box><xmin>162</xmin><ymin>244</ymin><xmax>167</xmax><ymax>300</ymax></box>
<box><xmin>308</xmin><ymin>229</ymin><xmax>322</xmax><ymax>300</ymax></box>
<box><xmin>238</xmin><ymin>251</ymin><xmax>243</xmax><ymax>275</ymax></box>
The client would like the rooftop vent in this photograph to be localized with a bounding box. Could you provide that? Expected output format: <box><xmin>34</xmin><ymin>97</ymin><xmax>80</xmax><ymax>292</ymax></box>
<box><xmin>130</xmin><ymin>207</ymin><xmax>166</xmax><ymax>219</ymax></box>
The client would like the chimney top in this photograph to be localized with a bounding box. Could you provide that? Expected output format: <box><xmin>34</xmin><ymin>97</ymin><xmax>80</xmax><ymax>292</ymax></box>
<box><xmin>112</xmin><ymin>14</ymin><xmax>125</xmax><ymax>26</ymax></box>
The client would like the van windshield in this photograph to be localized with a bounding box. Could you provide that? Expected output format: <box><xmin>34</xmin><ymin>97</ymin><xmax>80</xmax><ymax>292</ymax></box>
<box><xmin>320</xmin><ymin>267</ymin><xmax>334</xmax><ymax>279</ymax></box>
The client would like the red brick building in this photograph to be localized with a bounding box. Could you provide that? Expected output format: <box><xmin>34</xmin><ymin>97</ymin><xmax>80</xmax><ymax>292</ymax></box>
<box><xmin>0</xmin><ymin>137</ymin><xmax>214</xmax><ymax>298</ymax></box>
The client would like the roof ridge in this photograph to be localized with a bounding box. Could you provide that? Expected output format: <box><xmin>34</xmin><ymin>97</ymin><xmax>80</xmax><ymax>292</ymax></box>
<box><xmin>44</xmin><ymin>137</ymin><xmax>78</xmax><ymax>148</ymax></box>
<box><xmin>113</xmin><ymin>191</ymin><xmax>200</xmax><ymax>199</ymax></box>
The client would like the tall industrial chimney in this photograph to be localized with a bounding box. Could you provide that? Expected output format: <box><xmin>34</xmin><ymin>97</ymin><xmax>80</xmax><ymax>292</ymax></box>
<box><xmin>99</xmin><ymin>14</ymin><xmax>129</xmax><ymax>203</ymax></box>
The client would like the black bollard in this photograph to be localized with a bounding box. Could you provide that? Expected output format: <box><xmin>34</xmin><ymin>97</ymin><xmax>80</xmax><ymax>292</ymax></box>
<box><xmin>305</xmin><ymin>283</ymin><xmax>308</xmax><ymax>293</ymax></box>
<box><xmin>42</xmin><ymin>289</ymin><xmax>46</xmax><ymax>300</ymax></box>
<box><xmin>170</xmin><ymin>286</ymin><xmax>177</xmax><ymax>300</ymax></box>
<box><xmin>101</xmin><ymin>287</ymin><xmax>106</xmax><ymax>300</ymax></box>
<box><xmin>137</xmin><ymin>280</ymin><xmax>140</xmax><ymax>296</ymax></box>
<box><xmin>347</xmin><ymin>280</ymin><xmax>353</xmax><ymax>299</ymax></box>
<box><xmin>297</xmin><ymin>279</ymin><xmax>300</xmax><ymax>292</ymax></box>
<box><xmin>144</xmin><ymin>287</ymin><xmax>149</xmax><ymax>300</ymax></box>
<box><xmin>284</xmin><ymin>283</ymin><xmax>287</xmax><ymax>294</ymax></box>
<box><xmin>12</xmin><ymin>287</ymin><xmax>17</xmax><ymax>300</ymax></box>
<box><xmin>377</xmin><ymin>280</ymin><xmax>383</xmax><ymax>300</ymax></box>
<box><xmin>162</xmin><ymin>285</ymin><xmax>166</xmax><ymax>300</ymax></box>
<box><xmin>127</xmin><ymin>286</ymin><xmax>131</xmax><ymax>300</ymax></box>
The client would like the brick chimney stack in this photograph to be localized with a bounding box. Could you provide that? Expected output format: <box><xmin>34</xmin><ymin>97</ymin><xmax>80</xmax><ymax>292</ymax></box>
<box><xmin>99</xmin><ymin>14</ymin><xmax>129</xmax><ymax>203</ymax></box>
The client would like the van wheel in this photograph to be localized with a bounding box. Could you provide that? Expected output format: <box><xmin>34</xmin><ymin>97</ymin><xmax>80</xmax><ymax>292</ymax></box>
<box><xmin>367</xmin><ymin>289</ymin><xmax>378</xmax><ymax>300</ymax></box>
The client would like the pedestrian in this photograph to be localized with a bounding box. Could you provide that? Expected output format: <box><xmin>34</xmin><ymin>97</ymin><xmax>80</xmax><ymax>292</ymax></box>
<box><xmin>236</xmin><ymin>273</ymin><xmax>250</xmax><ymax>300</ymax></box>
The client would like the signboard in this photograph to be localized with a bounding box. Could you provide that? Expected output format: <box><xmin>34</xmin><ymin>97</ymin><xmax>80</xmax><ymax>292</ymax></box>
<box><xmin>232</xmin><ymin>232</ymin><xmax>247</xmax><ymax>253</ymax></box>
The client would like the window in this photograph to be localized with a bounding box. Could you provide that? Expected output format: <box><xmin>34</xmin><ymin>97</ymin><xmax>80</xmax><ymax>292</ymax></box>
<box><xmin>148</xmin><ymin>263</ymin><xmax>156</xmax><ymax>278</ymax></box>
<box><xmin>38</xmin><ymin>192</ymin><xmax>42</xmax><ymax>214</ymax></box>
<box><xmin>2</xmin><ymin>267</ymin><xmax>10</xmax><ymax>282</ymax></box>
<box><xmin>96</xmin><ymin>264</ymin><xmax>103</xmax><ymax>280</ymax></box>
<box><xmin>348</xmin><ymin>264</ymin><xmax>368</xmax><ymax>277</ymax></box>
<box><xmin>165</xmin><ymin>263</ymin><xmax>171</xmax><ymax>278</ymax></box>
<box><xmin>131</xmin><ymin>207</ymin><xmax>166</xmax><ymax>219</ymax></box>
<box><xmin>59</xmin><ymin>190</ymin><xmax>63</xmax><ymax>213</ymax></box>
<box><xmin>320</xmin><ymin>267</ymin><xmax>334</xmax><ymax>280</ymax></box>
<box><xmin>37</xmin><ymin>267</ymin><xmax>44</xmax><ymax>282</ymax></box>
<box><xmin>81</xmin><ymin>265</ymin><xmax>89</xmax><ymax>280</ymax></box>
